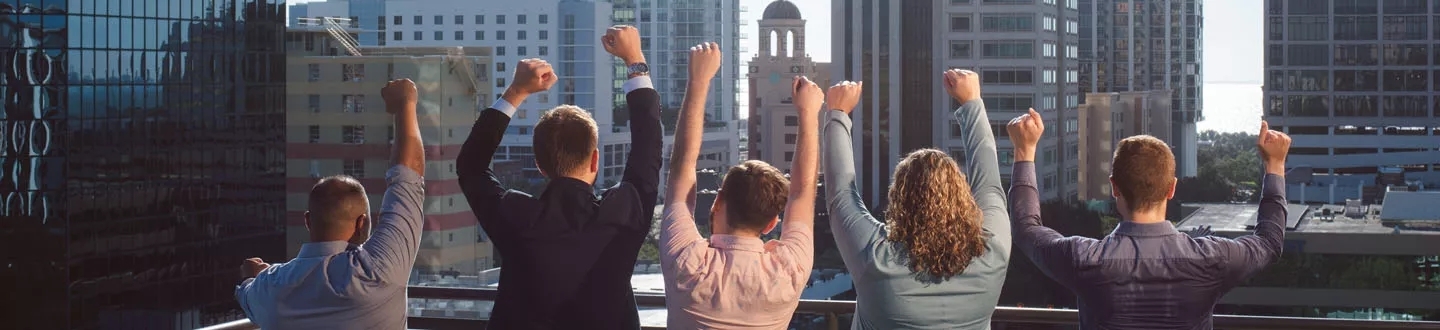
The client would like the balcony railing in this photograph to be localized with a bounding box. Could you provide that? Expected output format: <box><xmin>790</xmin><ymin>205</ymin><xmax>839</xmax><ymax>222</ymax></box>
<box><xmin>199</xmin><ymin>286</ymin><xmax>1440</xmax><ymax>330</ymax></box>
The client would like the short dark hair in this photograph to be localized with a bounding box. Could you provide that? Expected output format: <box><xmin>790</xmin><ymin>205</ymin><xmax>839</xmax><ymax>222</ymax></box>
<box><xmin>1111</xmin><ymin>135</ymin><xmax>1175</xmax><ymax>213</ymax></box>
<box><xmin>720</xmin><ymin>160</ymin><xmax>790</xmax><ymax>231</ymax></box>
<box><xmin>308</xmin><ymin>175</ymin><xmax>369</xmax><ymax>233</ymax></box>
<box><xmin>533</xmin><ymin>105</ymin><xmax>598</xmax><ymax>177</ymax></box>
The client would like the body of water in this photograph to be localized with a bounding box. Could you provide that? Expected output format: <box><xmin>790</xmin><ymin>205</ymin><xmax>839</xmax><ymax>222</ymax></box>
<box><xmin>1198</xmin><ymin>83</ymin><xmax>1263</xmax><ymax>134</ymax></box>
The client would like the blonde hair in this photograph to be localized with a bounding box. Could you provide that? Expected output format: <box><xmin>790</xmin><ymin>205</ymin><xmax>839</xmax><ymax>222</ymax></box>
<box><xmin>886</xmin><ymin>149</ymin><xmax>986</xmax><ymax>281</ymax></box>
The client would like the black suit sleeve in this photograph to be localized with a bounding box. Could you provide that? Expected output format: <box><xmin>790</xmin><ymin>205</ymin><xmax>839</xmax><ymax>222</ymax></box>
<box><xmin>620</xmin><ymin>87</ymin><xmax>664</xmax><ymax>225</ymax></box>
<box><xmin>457</xmin><ymin>109</ymin><xmax>514</xmax><ymax>243</ymax></box>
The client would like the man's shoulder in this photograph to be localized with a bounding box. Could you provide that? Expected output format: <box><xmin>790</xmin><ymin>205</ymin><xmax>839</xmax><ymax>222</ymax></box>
<box><xmin>598</xmin><ymin>183</ymin><xmax>642</xmax><ymax>210</ymax></box>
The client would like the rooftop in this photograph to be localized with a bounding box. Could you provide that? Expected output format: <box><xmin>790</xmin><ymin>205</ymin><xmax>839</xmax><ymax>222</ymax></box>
<box><xmin>762</xmin><ymin>0</ymin><xmax>802</xmax><ymax>20</ymax></box>
<box><xmin>1179</xmin><ymin>202</ymin><xmax>1440</xmax><ymax>235</ymax></box>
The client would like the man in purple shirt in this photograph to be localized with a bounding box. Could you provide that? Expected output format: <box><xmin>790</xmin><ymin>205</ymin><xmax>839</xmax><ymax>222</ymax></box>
<box><xmin>1007</xmin><ymin>109</ymin><xmax>1293</xmax><ymax>329</ymax></box>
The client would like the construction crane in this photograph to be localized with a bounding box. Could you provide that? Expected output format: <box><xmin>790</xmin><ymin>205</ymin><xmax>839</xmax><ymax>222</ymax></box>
<box><xmin>297</xmin><ymin>16</ymin><xmax>482</xmax><ymax>98</ymax></box>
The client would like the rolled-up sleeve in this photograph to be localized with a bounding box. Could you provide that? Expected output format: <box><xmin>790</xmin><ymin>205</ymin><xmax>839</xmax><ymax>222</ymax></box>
<box><xmin>358</xmin><ymin>165</ymin><xmax>427</xmax><ymax>281</ymax></box>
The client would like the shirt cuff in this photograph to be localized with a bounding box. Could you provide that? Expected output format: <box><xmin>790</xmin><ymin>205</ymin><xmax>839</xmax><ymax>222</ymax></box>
<box><xmin>387</xmin><ymin>164</ymin><xmax>425</xmax><ymax>185</ymax></box>
<box><xmin>491</xmin><ymin>98</ymin><xmax>519</xmax><ymax>117</ymax></box>
<box><xmin>1011</xmin><ymin>161</ymin><xmax>1038</xmax><ymax>187</ymax></box>
<box><xmin>622</xmin><ymin>76</ymin><xmax>655</xmax><ymax>94</ymax></box>
<box><xmin>1261</xmin><ymin>173</ymin><xmax>1286</xmax><ymax>198</ymax></box>
<box><xmin>825</xmin><ymin>109</ymin><xmax>852</xmax><ymax>127</ymax></box>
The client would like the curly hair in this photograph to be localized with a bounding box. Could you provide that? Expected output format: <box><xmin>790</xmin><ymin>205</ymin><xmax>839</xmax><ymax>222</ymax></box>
<box><xmin>885</xmin><ymin>149</ymin><xmax>987</xmax><ymax>281</ymax></box>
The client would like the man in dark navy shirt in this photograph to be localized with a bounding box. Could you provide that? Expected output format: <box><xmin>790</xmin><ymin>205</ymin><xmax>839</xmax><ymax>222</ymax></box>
<box><xmin>456</xmin><ymin>25</ymin><xmax>662</xmax><ymax>329</ymax></box>
<box><xmin>1006</xmin><ymin>110</ymin><xmax>1293</xmax><ymax>330</ymax></box>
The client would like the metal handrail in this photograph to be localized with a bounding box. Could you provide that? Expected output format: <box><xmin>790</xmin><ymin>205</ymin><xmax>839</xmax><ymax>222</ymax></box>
<box><xmin>200</xmin><ymin>286</ymin><xmax>1440</xmax><ymax>330</ymax></box>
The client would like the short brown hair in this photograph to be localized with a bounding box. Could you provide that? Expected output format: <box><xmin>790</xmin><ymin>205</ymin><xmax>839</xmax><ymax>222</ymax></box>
<box><xmin>886</xmin><ymin>149</ymin><xmax>986</xmax><ymax>281</ymax></box>
<box><xmin>1110</xmin><ymin>135</ymin><xmax>1176</xmax><ymax>213</ymax></box>
<box><xmin>308</xmin><ymin>175</ymin><xmax>369</xmax><ymax>233</ymax></box>
<box><xmin>719</xmin><ymin>160</ymin><xmax>790</xmax><ymax>231</ymax></box>
<box><xmin>533</xmin><ymin>105</ymin><xmax>598</xmax><ymax>177</ymax></box>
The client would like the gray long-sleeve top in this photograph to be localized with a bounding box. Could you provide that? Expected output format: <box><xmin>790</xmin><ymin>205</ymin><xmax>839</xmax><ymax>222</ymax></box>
<box><xmin>822</xmin><ymin>100</ymin><xmax>1012</xmax><ymax>330</ymax></box>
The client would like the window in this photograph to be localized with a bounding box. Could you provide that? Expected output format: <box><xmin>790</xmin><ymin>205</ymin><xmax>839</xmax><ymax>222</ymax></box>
<box><xmin>435</xmin><ymin>15</ymin><xmax>443</xmax><ymax>25</ymax></box>
<box><xmin>498</xmin><ymin>31</ymin><xmax>506</xmax><ymax>40</ymax></box>
<box><xmin>1288</xmin><ymin>70</ymin><xmax>1330</xmax><ymax>91</ymax></box>
<box><xmin>1383</xmin><ymin>44</ymin><xmax>1428</xmax><ymax>65</ymax></box>
<box><xmin>455</xmin><ymin>15</ymin><xmax>464</xmax><ymax>24</ymax></box>
<box><xmin>999</xmin><ymin>149</ymin><xmax>1014</xmax><ymax>166</ymax></box>
<box><xmin>981</xmin><ymin>14</ymin><xmax>1035</xmax><ymax>32</ymax></box>
<box><xmin>1335</xmin><ymin>16</ymin><xmax>1379</xmax><ymax>40</ymax></box>
<box><xmin>1286</xmin><ymin>44</ymin><xmax>1329</xmax><ymax>66</ymax></box>
<box><xmin>414</xmin><ymin>15</ymin><xmax>422</xmax><ymax>25</ymax></box>
<box><xmin>414</xmin><ymin>31</ymin><xmax>423</xmax><ymax>40</ymax></box>
<box><xmin>1334</xmin><ymin>44</ymin><xmax>1379</xmax><ymax>65</ymax></box>
<box><xmin>475</xmin><ymin>31</ymin><xmax>485</xmax><ymax>40</ymax></box>
<box><xmin>1334</xmin><ymin>0</ymin><xmax>1378</xmax><ymax>14</ymax></box>
<box><xmin>1382</xmin><ymin>70</ymin><xmax>1428</xmax><ymax>91</ymax></box>
<box><xmin>539</xmin><ymin>46</ymin><xmax>549</xmax><ymax>56</ymax></box>
<box><xmin>394</xmin><ymin>15</ymin><xmax>402</xmax><ymax>25</ymax></box>
<box><xmin>497</xmin><ymin>15</ymin><xmax>506</xmax><ymax>24</ymax></box>
<box><xmin>1066</xmin><ymin>45</ymin><xmax>1078</xmax><ymax>59</ymax></box>
<box><xmin>393</xmin><ymin>31</ymin><xmax>403</xmax><ymax>41</ymax></box>
<box><xmin>343</xmin><ymin>95</ymin><xmax>365</xmax><ymax>113</ymax></box>
<box><xmin>434</xmin><ymin>31</ymin><xmax>444</xmax><ymax>40</ymax></box>
<box><xmin>307</xmin><ymin>64</ymin><xmax>320</xmax><ymax>81</ymax></box>
<box><xmin>309</xmin><ymin>125</ymin><xmax>320</xmax><ymax>143</ymax></box>
<box><xmin>1334</xmin><ymin>70</ymin><xmax>1379</xmax><ymax>91</ymax></box>
<box><xmin>785</xmin><ymin>116</ymin><xmax>799</xmax><ymax>126</ymax></box>
<box><xmin>1043</xmin><ymin>15</ymin><xmax>1056</xmax><ymax>31</ymax></box>
<box><xmin>1287</xmin><ymin>0</ymin><xmax>1329</xmax><ymax>14</ymax></box>
<box><xmin>497</xmin><ymin>47</ymin><xmax>506</xmax><ymax>56</ymax></box>
<box><xmin>950</xmin><ymin>15</ymin><xmax>972</xmax><ymax>32</ymax></box>
<box><xmin>1287</xmin><ymin>16</ymin><xmax>1328</xmax><ymax>41</ymax></box>
<box><xmin>518</xmin><ymin>47</ymin><xmax>528</xmax><ymax>56</ymax></box>
<box><xmin>342</xmin><ymin>126</ymin><xmax>366</xmax><ymax>144</ymax></box>
<box><xmin>982</xmin><ymin>0</ymin><xmax>1033</xmax><ymax>3</ymax></box>
<box><xmin>456</xmin><ymin>31</ymin><xmax>465</xmax><ymax>40</ymax></box>
<box><xmin>785</xmin><ymin>134</ymin><xmax>797</xmax><ymax>144</ymax></box>
<box><xmin>1043</xmin><ymin>174</ymin><xmax>1055</xmax><ymax>190</ymax></box>
<box><xmin>308</xmin><ymin>94</ymin><xmax>320</xmax><ymax>112</ymax></box>
<box><xmin>1042</xmin><ymin>43</ymin><xmax>1056</xmax><ymax>57</ymax></box>
<box><xmin>497</xmin><ymin>62</ymin><xmax>507</xmax><ymax>72</ymax></box>
<box><xmin>344</xmin><ymin>159</ymin><xmax>365</xmax><ymax>178</ymax></box>
<box><xmin>949</xmin><ymin>40</ymin><xmax>972</xmax><ymax>59</ymax></box>
<box><xmin>1383</xmin><ymin>96</ymin><xmax>1429</xmax><ymax>116</ymax></box>
<box><xmin>981</xmin><ymin>41</ymin><xmax>1035</xmax><ymax>58</ymax></box>
<box><xmin>981</xmin><ymin>69</ymin><xmax>1035</xmax><ymax>84</ymax></box>
<box><xmin>990</xmin><ymin>94</ymin><xmax>1034</xmax><ymax>111</ymax></box>
<box><xmin>1383</xmin><ymin>0</ymin><xmax>1427</xmax><ymax>14</ymax></box>
<box><xmin>1382</xmin><ymin>16</ymin><xmax>1428</xmax><ymax>40</ymax></box>
<box><xmin>785</xmin><ymin>152</ymin><xmax>795</xmax><ymax>162</ymax></box>
<box><xmin>342</xmin><ymin>64</ymin><xmax>364</xmax><ymax>82</ymax></box>
<box><xmin>540</xmin><ymin>15</ymin><xmax>549</xmax><ymax>24</ymax></box>
<box><xmin>476</xmin><ymin>15</ymin><xmax>485</xmax><ymax>24</ymax></box>
<box><xmin>518</xmin><ymin>31</ymin><xmax>527</xmax><ymax>40</ymax></box>
<box><xmin>497</xmin><ymin>78</ymin><xmax>506</xmax><ymax>88</ymax></box>
<box><xmin>1043</xmin><ymin>69</ymin><xmax>1057</xmax><ymax>83</ymax></box>
<box><xmin>540</xmin><ymin>31</ymin><xmax>549</xmax><ymax>40</ymax></box>
<box><xmin>518</xmin><ymin>15</ymin><xmax>527</xmax><ymax>24</ymax></box>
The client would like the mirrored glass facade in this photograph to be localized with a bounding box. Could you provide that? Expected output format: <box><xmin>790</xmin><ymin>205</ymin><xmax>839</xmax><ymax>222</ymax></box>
<box><xmin>0</xmin><ymin>1</ymin><xmax>286</xmax><ymax>328</ymax></box>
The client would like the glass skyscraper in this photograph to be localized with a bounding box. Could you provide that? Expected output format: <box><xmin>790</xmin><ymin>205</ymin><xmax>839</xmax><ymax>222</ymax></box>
<box><xmin>0</xmin><ymin>1</ymin><xmax>286</xmax><ymax>328</ymax></box>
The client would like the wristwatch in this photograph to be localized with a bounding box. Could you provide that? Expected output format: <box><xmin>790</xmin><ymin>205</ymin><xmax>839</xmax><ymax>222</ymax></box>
<box><xmin>627</xmin><ymin>62</ymin><xmax>650</xmax><ymax>79</ymax></box>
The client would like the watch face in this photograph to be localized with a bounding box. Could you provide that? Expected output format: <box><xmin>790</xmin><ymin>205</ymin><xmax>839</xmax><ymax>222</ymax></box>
<box><xmin>629</xmin><ymin>63</ymin><xmax>650</xmax><ymax>73</ymax></box>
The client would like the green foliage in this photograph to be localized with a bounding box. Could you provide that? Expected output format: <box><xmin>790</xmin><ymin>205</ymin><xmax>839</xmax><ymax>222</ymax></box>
<box><xmin>1176</xmin><ymin>130</ymin><xmax>1263</xmax><ymax>204</ymax></box>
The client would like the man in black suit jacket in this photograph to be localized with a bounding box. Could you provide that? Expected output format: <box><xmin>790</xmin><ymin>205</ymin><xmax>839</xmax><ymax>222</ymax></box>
<box><xmin>455</xmin><ymin>25</ymin><xmax>662</xmax><ymax>329</ymax></box>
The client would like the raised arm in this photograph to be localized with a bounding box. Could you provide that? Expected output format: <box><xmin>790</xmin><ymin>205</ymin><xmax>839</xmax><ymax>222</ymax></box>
<box><xmin>1006</xmin><ymin>108</ymin><xmax>1086</xmax><ymax>288</ymax></box>
<box><xmin>1217</xmin><ymin>122</ymin><xmax>1291</xmax><ymax>283</ymax></box>
<box><xmin>607</xmin><ymin>26</ymin><xmax>664</xmax><ymax>219</ymax></box>
<box><xmin>456</xmin><ymin>59</ymin><xmax>557</xmax><ymax>240</ymax></box>
<box><xmin>769</xmin><ymin>76</ymin><xmax>828</xmax><ymax>272</ymax></box>
<box><xmin>659</xmin><ymin>42</ymin><xmax>720</xmax><ymax>254</ymax></box>
<box><xmin>944</xmin><ymin>69</ymin><xmax>1010</xmax><ymax>254</ymax></box>
<box><xmin>822</xmin><ymin>82</ymin><xmax>885</xmax><ymax>266</ymax></box>
<box><xmin>358</xmin><ymin>79</ymin><xmax>428</xmax><ymax>280</ymax></box>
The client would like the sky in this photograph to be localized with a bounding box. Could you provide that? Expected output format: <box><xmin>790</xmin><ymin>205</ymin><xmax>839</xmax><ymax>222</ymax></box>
<box><xmin>289</xmin><ymin>0</ymin><xmax>1262</xmax><ymax>83</ymax></box>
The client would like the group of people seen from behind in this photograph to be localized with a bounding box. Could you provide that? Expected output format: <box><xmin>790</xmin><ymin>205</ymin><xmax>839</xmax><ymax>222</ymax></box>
<box><xmin>234</xmin><ymin>25</ymin><xmax>1294</xmax><ymax>330</ymax></box>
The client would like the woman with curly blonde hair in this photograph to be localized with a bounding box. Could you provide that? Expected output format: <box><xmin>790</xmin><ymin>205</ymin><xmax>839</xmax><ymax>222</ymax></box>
<box><xmin>822</xmin><ymin>69</ymin><xmax>1011</xmax><ymax>329</ymax></box>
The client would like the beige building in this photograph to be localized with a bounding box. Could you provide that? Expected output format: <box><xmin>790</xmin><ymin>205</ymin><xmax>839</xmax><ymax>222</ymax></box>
<box><xmin>284</xmin><ymin>25</ymin><xmax>496</xmax><ymax>275</ymax></box>
<box><xmin>1078</xmin><ymin>90</ymin><xmax>1173</xmax><ymax>201</ymax></box>
<box><xmin>747</xmin><ymin>0</ymin><xmax>831</xmax><ymax>171</ymax></box>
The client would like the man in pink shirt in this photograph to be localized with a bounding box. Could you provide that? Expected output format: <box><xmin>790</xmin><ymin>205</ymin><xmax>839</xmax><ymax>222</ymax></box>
<box><xmin>660</xmin><ymin>43</ymin><xmax>844</xmax><ymax>328</ymax></box>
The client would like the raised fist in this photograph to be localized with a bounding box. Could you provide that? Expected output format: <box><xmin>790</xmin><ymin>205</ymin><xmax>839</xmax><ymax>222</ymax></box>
<box><xmin>510</xmin><ymin>58</ymin><xmax>559</xmax><ymax>96</ymax></box>
<box><xmin>602</xmin><ymin>25</ymin><xmax>646</xmax><ymax>65</ymax></box>
<box><xmin>826</xmin><ymin>81</ymin><xmax>863</xmax><ymax>114</ymax></box>
<box><xmin>381</xmin><ymin>79</ymin><xmax>417</xmax><ymax>112</ymax></box>
<box><xmin>688</xmin><ymin>42</ymin><xmax>722</xmax><ymax>82</ymax></box>
<box><xmin>1006</xmin><ymin>108</ymin><xmax>1045</xmax><ymax>157</ymax></box>
<box><xmin>1258</xmin><ymin>121</ymin><xmax>1292</xmax><ymax>175</ymax></box>
<box><xmin>792</xmin><ymin>76</ymin><xmax>823</xmax><ymax>116</ymax></box>
<box><xmin>943</xmin><ymin>69</ymin><xmax>981</xmax><ymax>105</ymax></box>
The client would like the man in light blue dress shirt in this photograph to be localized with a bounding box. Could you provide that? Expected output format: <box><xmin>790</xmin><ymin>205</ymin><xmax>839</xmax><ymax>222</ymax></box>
<box><xmin>235</xmin><ymin>79</ymin><xmax>427</xmax><ymax>329</ymax></box>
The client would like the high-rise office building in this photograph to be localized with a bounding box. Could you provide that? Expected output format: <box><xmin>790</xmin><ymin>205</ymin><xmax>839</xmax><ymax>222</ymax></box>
<box><xmin>293</xmin><ymin>0</ymin><xmax>628</xmax><ymax>185</ymax></box>
<box><xmin>748</xmin><ymin>0</ymin><xmax>831</xmax><ymax>171</ymax></box>
<box><xmin>610</xmin><ymin>0</ymin><xmax>743</xmax><ymax>174</ymax></box>
<box><xmin>1262</xmin><ymin>0</ymin><xmax>1440</xmax><ymax>204</ymax></box>
<box><xmin>284</xmin><ymin>24</ymin><xmax>498</xmax><ymax>273</ymax></box>
<box><xmin>1077</xmin><ymin>90</ymin><xmax>1174</xmax><ymax>201</ymax></box>
<box><xmin>833</xmin><ymin>0</ymin><xmax>1081</xmax><ymax>206</ymax></box>
<box><xmin>1079</xmin><ymin>0</ymin><xmax>1203</xmax><ymax>178</ymax></box>
<box><xmin>0</xmin><ymin>1</ymin><xmax>288</xmax><ymax>328</ymax></box>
